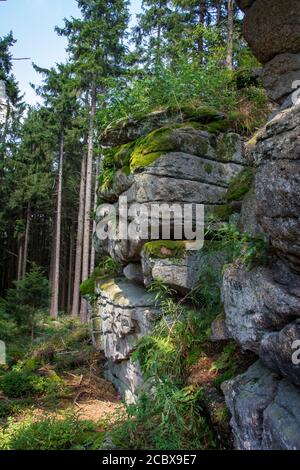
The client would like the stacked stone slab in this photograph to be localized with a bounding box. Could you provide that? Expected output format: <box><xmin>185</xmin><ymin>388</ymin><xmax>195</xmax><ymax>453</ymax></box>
<box><xmin>222</xmin><ymin>0</ymin><xmax>300</xmax><ymax>450</ymax></box>
<box><xmin>92</xmin><ymin>108</ymin><xmax>246</xmax><ymax>402</ymax></box>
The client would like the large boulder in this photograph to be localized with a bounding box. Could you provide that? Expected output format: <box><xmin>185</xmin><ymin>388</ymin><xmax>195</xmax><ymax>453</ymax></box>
<box><xmin>222</xmin><ymin>260</ymin><xmax>300</xmax><ymax>384</ymax></box>
<box><xmin>242</xmin><ymin>0</ymin><xmax>300</xmax><ymax>64</ymax></box>
<box><xmin>252</xmin><ymin>105</ymin><xmax>300</xmax><ymax>272</ymax></box>
<box><xmin>222</xmin><ymin>361</ymin><xmax>300</xmax><ymax>450</ymax></box>
<box><xmin>262</xmin><ymin>53</ymin><xmax>300</xmax><ymax>103</ymax></box>
<box><xmin>259</xmin><ymin>320</ymin><xmax>300</xmax><ymax>387</ymax></box>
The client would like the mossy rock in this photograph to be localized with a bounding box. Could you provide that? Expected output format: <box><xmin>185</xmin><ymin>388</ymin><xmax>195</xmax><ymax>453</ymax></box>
<box><xmin>225</xmin><ymin>168</ymin><xmax>254</xmax><ymax>203</ymax></box>
<box><xmin>143</xmin><ymin>240</ymin><xmax>186</xmax><ymax>259</ymax></box>
<box><xmin>167</xmin><ymin>104</ymin><xmax>225</xmax><ymax>124</ymax></box>
<box><xmin>130</xmin><ymin>128</ymin><xmax>175</xmax><ymax>172</ymax></box>
<box><xmin>130</xmin><ymin>123</ymin><xmax>213</xmax><ymax>172</ymax></box>
<box><xmin>215</xmin><ymin>133</ymin><xmax>241</xmax><ymax>162</ymax></box>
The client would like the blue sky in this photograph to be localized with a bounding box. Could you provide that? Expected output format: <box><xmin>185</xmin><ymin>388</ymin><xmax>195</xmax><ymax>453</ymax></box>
<box><xmin>0</xmin><ymin>0</ymin><xmax>142</xmax><ymax>105</ymax></box>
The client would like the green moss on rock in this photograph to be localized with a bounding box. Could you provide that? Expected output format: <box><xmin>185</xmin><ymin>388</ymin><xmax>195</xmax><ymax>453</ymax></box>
<box><xmin>168</xmin><ymin>104</ymin><xmax>225</xmax><ymax>124</ymax></box>
<box><xmin>226</xmin><ymin>168</ymin><xmax>254</xmax><ymax>203</ymax></box>
<box><xmin>130</xmin><ymin>128</ymin><xmax>175</xmax><ymax>172</ymax></box>
<box><xmin>144</xmin><ymin>240</ymin><xmax>186</xmax><ymax>259</ymax></box>
<box><xmin>215</xmin><ymin>133</ymin><xmax>240</xmax><ymax>162</ymax></box>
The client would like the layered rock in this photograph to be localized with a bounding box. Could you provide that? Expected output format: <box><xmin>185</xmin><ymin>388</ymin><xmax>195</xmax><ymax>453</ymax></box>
<box><xmin>222</xmin><ymin>1</ymin><xmax>300</xmax><ymax>450</ymax></box>
<box><xmin>222</xmin><ymin>361</ymin><xmax>300</xmax><ymax>450</ymax></box>
<box><xmin>95</xmin><ymin>122</ymin><xmax>245</xmax><ymax>265</ymax></box>
<box><xmin>92</xmin><ymin>111</ymin><xmax>247</xmax><ymax>403</ymax></box>
<box><xmin>141</xmin><ymin>240</ymin><xmax>227</xmax><ymax>293</ymax></box>
<box><xmin>91</xmin><ymin>277</ymin><xmax>160</xmax><ymax>403</ymax></box>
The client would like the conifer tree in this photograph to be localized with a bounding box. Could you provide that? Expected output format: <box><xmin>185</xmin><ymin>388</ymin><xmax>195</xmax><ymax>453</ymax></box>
<box><xmin>57</xmin><ymin>0</ymin><xmax>129</xmax><ymax>322</ymax></box>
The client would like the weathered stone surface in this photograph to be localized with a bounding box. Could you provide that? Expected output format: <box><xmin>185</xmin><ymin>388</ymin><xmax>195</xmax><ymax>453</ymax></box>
<box><xmin>261</xmin><ymin>380</ymin><xmax>300</xmax><ymax>450</ymax></box>
<box><xmin>95</xmin><ymin>129</ymin><xmax>245</xmax><ymax>264</ymax></box>
<box><xmin>222</xmin><ymin>257</ymin><xmax>300</xmax><ymax>393</ymax></box>
<box><xmin>123</xmin><ymin>263</ymin><xmax>144</xmax><ymax>285</ymax></box>
<box><xmin>222</xmin><ymin>260</ymin><xmax>300</xmax><ymax>354</ymax></box>
<box><xmin>142</xmin><ymin>241</ymin><xmax>228</xmax><ymax>293</ymax></box>
<box><xmin>222</xmin><ymin>361</ymin><xmax>280</xmax><ymax>450</ymax></box>
<box><xmin>237</xmin><ymin>188</ymin><xmax>265</xmax><ymax>238</ymax></box>
<box><xmin>222</xmin><ymin>361</ymin><xmax>300</xmax><ymax>450</ymax></box>
<box><xmin>246</xmin><ymin>105</ymin><xmax>300</xmax><ymax>272</ymax></box>
<box><xmin>95</xmin><ymin>277</ymin><xmax>160</xmax><ymax>362</ymax></box>
<box><xmin>210</xmin><ymin>313</ymin><xmax>232</xmax><ymax>342</ymax></box>
<box><xmin>104</xmin><ymin>358</ymin><xmax>144</xmax><ymax>404</ymax></box>
<box><xmin>142</xmin><ymin>151</ymin><xmax>244</xmax><ymax>188</ymax></box>
<box><xmin>99</xmin><ymin>170</ymin><xmax>133</xmax><ymax>203</ymax></box>
<box><xmin>93</xmin><ymin>277</ymin><xmax>160</xmax><ymax>402</ymax></box>
<box><xmin>242</xmin><ymin>0</ymin><xmax>300</xmax><ymax>64</ymax></box>
<box><xmin>262</xmin><ymin>53</ymin><xmax>300</xmax><ymax>103</ymax></box>
<box><xmin>260</xmin><ymin>320</ymin><xmax>300</xmax><ymax>387</ymax></box>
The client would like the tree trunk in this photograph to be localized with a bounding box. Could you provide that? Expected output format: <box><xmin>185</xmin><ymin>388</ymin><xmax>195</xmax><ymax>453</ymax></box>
<box><xmin>17</xmin><ymin>240</ymin><xmax>23</xmax><ymax>282</ymax></box>
<box><xmin>22</xmin><ymin>203</ymin><xmax>31</xmax><ymax>277</ymax></box>
<box><xmin>80</xmin><ymin>82</ymin><xmax>97</xmax><ymax>323</ymax></box>
<box><xmin>226</xmin><ymin>0</ymin><xmax>234</xmax><ymax>71</ymax></box>
<box><xmin>71</xmin><ymin>153</ymin><xmax>87</xmax><ymax>317</ymax></box>
<box><xmin>89</xmin><ymin>156</ymin><xmax>100</xmax><ymax>275</ymax></box>
<box><xmin>50</xmin><ymin>131</ymin><xmax>64</xmax><ymax>318</ymax></box>
<box><xmin>67</xmin><ymin>231</ymin><xmax>74</xmax><ymax>314</ymax></box>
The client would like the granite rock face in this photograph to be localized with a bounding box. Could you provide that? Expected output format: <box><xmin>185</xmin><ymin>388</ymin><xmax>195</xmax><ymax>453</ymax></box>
<box><xmin>101</xmin><ymin>107</ymin><xmax>224</xmax><ymax>147</ymax></box>
<box><xmin>222</xmin><ymin>260</ymin><xmax>300</xmax><ymax>384</ymax></box>
<box><xmin>253</xmin><ymin>105</ymin><xmax>300</xmax><ymax>272</ymax></box>
<box><xmin>91</xmin><ymin>277</ymin><xmax>160</xmax><ymax>402</ymax></box>
<box><xmin>95</xmin><ymin>126</ymin><xmax>245</xmax><ymax>265</ymax></box>
<box><xmin>262</xmin><ymin>53</ymin><xmax>300</xmax><ymax>103</ymax></box>
<box><xmin>221</xmin><ymin>0</ymin><xmax>300</xmax><ymax>451</ymax></box>
<box><xmin>222</xmin><ymin>361</ymin><xmax>300</xmax><ymax>450</ymax></box>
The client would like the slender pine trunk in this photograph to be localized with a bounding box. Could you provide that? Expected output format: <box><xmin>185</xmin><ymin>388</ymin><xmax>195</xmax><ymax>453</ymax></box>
<box><xmin>80</xmin><ymin>82</ymin><xmax>96</xmax><ymax>323</ymax></box>
<box><xmin>22</xmin><ymin>202</ymin><xmax>31</xmax><ymax>277</ymax></box>
<box><xmin>89</xmin><ymin>157</ymin><xmax>100</xmax><ymax>275</ymax></box>
<box><xmin>71</xmin><ymin>153</ymin><xmax>87</xmax><ymax>317</ymax></box>
<box><xmin>226</xmin><ymin>0</ymin><xmax>234</xmax><ymax>71</ymax></box>
<box><xmin>67</xmin><ymin>231</ymin><xmax>74</xmax><ymax>314</ymax></box>
<box><xmin>50</xmin><ymin>131</ymin><xmax>64</xmax><ymax>318</ymax></box>
<box><xmin>17</xmin><ymin>240</ymin><xmax>23</xmax><ymax>282</ymax></box>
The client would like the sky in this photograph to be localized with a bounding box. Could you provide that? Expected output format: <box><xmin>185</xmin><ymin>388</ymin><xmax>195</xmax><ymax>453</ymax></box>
<box><xmin>0</xmin><ymin>0</ymin><xmax>142</xmax><ymax>105</ymax></box>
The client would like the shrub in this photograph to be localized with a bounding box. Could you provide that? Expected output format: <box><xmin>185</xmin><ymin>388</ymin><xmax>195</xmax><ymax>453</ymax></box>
<box><xmin>0</xmin><ymin>412</ymin><xmax>104</xmax><ymax>450</ymax></box>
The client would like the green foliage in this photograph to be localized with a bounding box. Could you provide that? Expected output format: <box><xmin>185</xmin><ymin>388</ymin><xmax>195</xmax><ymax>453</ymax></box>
<box><xmin>0</xmin><ymin>412</ymin><xmax>104</xmax><ymax>450</ymax></box>
<box><xmin>206</xmin><ymin>222</ymin><xmax>269</xmax><ymax>270</ymax></box>
<box><xmin>5</xmin><ymin>266</ymin><xmax>49</xmax><ymax>329</ymax></box>
<box><xmin>0</xmin><ymin>359</ymin><xmax>64</xmax><ymax>399</ymax></box>
<box><xmin>80</xmin><ymin>256</ymin><xmax>120</xmax><ymax>298</ymax></box>
<box><xmin>226</xmin><ymin>168</ymin><xmax>254</xmax><ymax>203</ymax></box>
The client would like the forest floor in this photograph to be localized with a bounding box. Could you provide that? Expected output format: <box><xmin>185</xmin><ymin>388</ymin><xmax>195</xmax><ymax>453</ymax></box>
<box><xmin>0</xmin><ymin>317</ymin><xmax>125</xmax><ymax>450</ymax></box>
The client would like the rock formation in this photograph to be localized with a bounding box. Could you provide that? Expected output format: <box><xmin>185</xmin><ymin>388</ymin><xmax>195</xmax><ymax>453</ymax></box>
<box><xmin>237</xmin><ymin>0</ymin><xmax>300</xmax><ymax>105</ymax></box>
<box><xmin>90</xmin><ymin>1</ymin><xmax>300</xmax><ymax>448</ymax></box>
<box><xmin>222</xmin><ymin>0</ymin><xmax>300</xmax><ymax>450</ymax></box>
<box><xmin>92</xmin><ymin>108</ymin><xmax>246</xmax><ymax>403</ymax></box>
